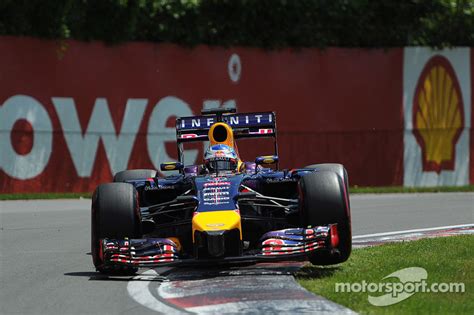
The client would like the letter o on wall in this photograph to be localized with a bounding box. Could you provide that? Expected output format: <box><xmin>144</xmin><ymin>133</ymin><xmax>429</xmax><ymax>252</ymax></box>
<box><xmin>147</xmin><ymin>96</ymin><xmax>198</xmax><ymax>168</ymax></box>
<box><xmin>0</xmin><ymin>95</ymin><xmax>53</xmax><ymax>179</ymax></box>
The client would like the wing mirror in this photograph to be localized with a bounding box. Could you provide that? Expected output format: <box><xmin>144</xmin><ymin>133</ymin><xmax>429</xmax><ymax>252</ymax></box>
<box><xmin>160</xmin><ymin>162</ymin><xmax>184</xmax><ymax>171</ymax></box>
<box><xmin>255</xmin><ymin>155</ymin><xmax>279</xmax><ymax>165</ymax></box>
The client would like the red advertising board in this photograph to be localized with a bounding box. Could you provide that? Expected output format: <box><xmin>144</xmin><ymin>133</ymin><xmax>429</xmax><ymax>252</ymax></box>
<box><xmin>0</xmin><ymin>36</ymin><xmax>412</xmax><ymax>192</ymax></box>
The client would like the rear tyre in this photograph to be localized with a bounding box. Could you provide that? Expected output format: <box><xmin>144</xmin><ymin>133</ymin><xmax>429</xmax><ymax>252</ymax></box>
<box><xmin>91</xmin><ymin>183</ymin><xmax>141</xmax><ymax>274</ymax></box>
<box><xmin>299</xmin><ymin>170</ymin><xmax>351</xmax><ymax>265</ymax></box>
<box><xmin>113</xmin><ymin>169</ymin><xmax>157</xmax><ymax>182</ymax></box>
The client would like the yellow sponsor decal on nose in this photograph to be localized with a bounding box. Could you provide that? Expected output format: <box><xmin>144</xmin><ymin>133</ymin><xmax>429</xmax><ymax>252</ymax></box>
<box><xmin>192</xmin><ymin>210</ymin><xmax>242</xmax><ymax>242</ymax></box>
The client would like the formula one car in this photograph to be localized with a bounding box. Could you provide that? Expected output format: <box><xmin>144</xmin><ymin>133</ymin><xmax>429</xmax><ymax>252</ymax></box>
<box><xmin>91</xmin><ymin>108</ymin><xmax>351</xmax><ymax>274</ymax></box>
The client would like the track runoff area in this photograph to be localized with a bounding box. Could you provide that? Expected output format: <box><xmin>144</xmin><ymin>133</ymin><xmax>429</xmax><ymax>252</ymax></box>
<box><xmin>0</xmin><ymin>192</ymin><xmax>472</xmax><ymax>314</ymax></box>
<box><xmin>126</xmin><ymin>223</ymin><xmax>473</xmax><ymax>313</ymax></box>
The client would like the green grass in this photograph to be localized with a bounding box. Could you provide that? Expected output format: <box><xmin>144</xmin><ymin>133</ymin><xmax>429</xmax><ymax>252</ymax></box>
<box><xmin>0</xmin><ymin>185</ymin><xmax>474</xmax><ymax>200</ymax></box>
<box><xmin>1</xmin><ymin>185</ymin><xmax>472</xmax><ymax>200</ymax></box>
<box><xmin>297</xmin><ymin>235</ymin><xmax>474</xmax><ymax>314</ymax></box>
<box><xmin>350</xmin><ymin>185</ymin><xmax>474</xmax><ymax>194</ymax></box>
<box><xmin>0</xmin><ymin>192</ymin><xmax>92</xmax><ymax>200</ymax></box>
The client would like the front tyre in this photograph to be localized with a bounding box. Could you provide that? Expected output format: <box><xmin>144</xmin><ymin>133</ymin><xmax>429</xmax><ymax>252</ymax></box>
<box><xmin>299</xmin><ymin>170</ymin><xmax>351</xmax><ymax>265</ymax></box>
<box><xmin>91</xmin><ymin>183</ymin><xmax>141</xmax><ymax>274</ymax></box>
<box><xmin>304</xmin><ymin>164</ymin><xmax>349</xmax><ymax>205</ymax></box>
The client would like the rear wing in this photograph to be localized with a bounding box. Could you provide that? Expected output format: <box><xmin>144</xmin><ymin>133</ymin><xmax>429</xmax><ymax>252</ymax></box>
<box><xmin>175</xmin><ymin>110</ymin><xmax>278</xmax><ymax>166</ymax></box>
<box><xmin>176</xmin><ymin>111</ymin><xmax>276</xmax><ymax>142</ymax></box>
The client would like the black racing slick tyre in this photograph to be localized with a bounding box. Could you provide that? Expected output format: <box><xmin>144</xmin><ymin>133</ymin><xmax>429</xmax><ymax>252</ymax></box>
<box><xmin>113</xmin><ymin>169</ymin><xmax>157</xmax><ymax>182</ymax></box>
<box><xmin>91</xmin><ymin>183</ymin><xmax>141</xmax><ymax>274</ymax></box>
<box><xmin>299</xmin><ymin>170</ymin><xmax>351</xmax><ymax>265</ymax></box>
<box><xmin>304</xmin><ymin>164</ymin><xmax>349</xmax><ymax>197</ymax></box>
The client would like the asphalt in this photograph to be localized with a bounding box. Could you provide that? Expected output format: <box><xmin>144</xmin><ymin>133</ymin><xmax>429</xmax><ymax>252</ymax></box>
<box><xmin>350</xmin><ymin>192</ymin><xmax>473</xmax><ymax>236</ymax></box>
<box><xmin>0</xmin><ymin>192</ymin><xmax>473</xmax><ymax>314</ymax></box>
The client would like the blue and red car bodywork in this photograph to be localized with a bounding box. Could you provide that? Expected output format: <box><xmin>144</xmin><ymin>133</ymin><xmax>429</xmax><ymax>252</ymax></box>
<box><xmin>96</xmin><ymin>109</ymin><xmax>346</xmax><ymax>269</ymax></box>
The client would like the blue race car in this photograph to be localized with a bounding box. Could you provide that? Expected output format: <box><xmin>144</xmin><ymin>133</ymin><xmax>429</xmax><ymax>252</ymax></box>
<box><xmin>91</xmin><ymin>108</ymin><xmax>351</xmax><ymax>273</ymax></box>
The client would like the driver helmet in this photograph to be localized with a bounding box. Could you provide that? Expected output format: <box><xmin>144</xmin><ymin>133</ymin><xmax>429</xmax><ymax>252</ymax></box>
<box><xmin>204</xmin><ymin>144</ymin><xmax>238</xmax><ymax>172</ymax></box>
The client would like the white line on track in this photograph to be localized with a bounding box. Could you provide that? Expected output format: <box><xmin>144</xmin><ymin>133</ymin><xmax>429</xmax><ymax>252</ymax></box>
<box><xmin>127</xmin><ymin>223</ymin><xmax>474</xmax><ymax>313</ymax></box>
<box><xmin>352</xmin><ymin>223</ymin><xmax>474</xmax><ymax>239</ymax></box>
<box><xmin>127</xmin><ymin>268</ymin><xmax>187</xmax><ymax>314</ymax></box>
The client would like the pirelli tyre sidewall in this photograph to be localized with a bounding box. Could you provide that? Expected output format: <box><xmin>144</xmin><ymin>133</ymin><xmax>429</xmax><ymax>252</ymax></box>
<box><xmin>299</xmin><ymin>169</ymin><xmax>352</xmax><ymax>265</ymax></box>
<box><xmin>304</xmin><ymin>163</ymin><xmax>350</xmax><ymax>209</ymax></box>
<box><xmin>113</xmin><ymin>169</ymin><xmax>157</xmax><ymax>182</ymax></box>
<box><xmin>91</xmin><ymin>183</ymin><xmax>141</xmax><ymax>273</ymax></box>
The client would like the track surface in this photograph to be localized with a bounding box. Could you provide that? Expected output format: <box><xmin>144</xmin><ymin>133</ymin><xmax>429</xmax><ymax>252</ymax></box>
<box><xmin>1</xmin><ymin>193</ymin><xmax>473</xmax><ymax>314</ymax></box>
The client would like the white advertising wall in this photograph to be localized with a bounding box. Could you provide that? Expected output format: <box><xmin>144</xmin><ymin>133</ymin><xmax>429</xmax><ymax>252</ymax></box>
<box><xmin>403</xmin><ymin>48</ymin><xmax>471</xmax><ymax>186</ymax></box>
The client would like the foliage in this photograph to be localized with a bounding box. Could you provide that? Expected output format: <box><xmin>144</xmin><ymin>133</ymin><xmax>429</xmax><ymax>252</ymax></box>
<box><xmin>0</xmin><ymin>0</ymin><xmax>473</xmax><ymax>47</ymax></box>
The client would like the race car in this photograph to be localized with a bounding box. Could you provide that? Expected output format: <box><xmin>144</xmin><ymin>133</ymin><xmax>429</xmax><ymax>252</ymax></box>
<box><xmin>91</xmin><ymin>108</ymin><xmax>351</xmax><ymax>273</ymax></box>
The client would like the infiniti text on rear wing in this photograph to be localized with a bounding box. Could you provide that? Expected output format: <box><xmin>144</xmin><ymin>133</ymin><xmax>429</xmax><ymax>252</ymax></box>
<box><xmin>175</xmin><ymin>111</ymin><xmax>278</xmax><ymax>168</ymax></box>
<box><xmin>176</xmin><ymin>111</ymin><xmax>277</xmax><ymax>143</ymax></box>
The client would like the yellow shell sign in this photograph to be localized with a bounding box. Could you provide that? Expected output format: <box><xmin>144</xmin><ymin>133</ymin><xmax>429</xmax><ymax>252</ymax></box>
<box><xmin>413</xmin><ymin>55</ymin><xmax>464</xmax><ymax>173</ymax></box>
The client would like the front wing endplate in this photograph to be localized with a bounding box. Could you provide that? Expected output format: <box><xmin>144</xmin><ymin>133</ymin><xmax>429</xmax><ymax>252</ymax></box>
<box><xmin>99</xmin><ymin>224</ymin><xmax>338</xmax><ymax>269</ymax></box>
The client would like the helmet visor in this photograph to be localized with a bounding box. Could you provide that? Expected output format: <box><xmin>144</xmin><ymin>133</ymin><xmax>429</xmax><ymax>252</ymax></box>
<box><xmin>207</xmin><ymin>159</ymin><xmax>237</xmax><ymax>171</ymax></box>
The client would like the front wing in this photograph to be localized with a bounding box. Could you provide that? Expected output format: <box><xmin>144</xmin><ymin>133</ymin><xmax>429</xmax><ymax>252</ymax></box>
<box><xmin>99</xmin><ymin>224</ymin><xmax>339</xmax><ymax>269</ymax></box>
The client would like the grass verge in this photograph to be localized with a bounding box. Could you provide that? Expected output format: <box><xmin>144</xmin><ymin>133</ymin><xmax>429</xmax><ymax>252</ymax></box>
<box><xmin>1</xmin><ymin>185</ymin><xmax>473</xmax><ymax>200</ymax></box>
<box><xmin>0</xmin><ymin>192</ymin><xmax>92</xmax><ymax>200</ymax></box>
<box><xmin>350</xmin><ymin>185</ymin><xmax>474</xmax><ymax>194</ymax></box>
<box><xmin>297</xmin><ymin>235</ymin><xmax>474</xmax><ymax>314</ymax></box>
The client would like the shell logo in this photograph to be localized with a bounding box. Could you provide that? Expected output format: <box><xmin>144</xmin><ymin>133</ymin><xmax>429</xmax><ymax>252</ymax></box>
<box><xmin>412</xmin><ymin>55</ymin><xmax>464</xmax><ymax>174</ymax></box>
